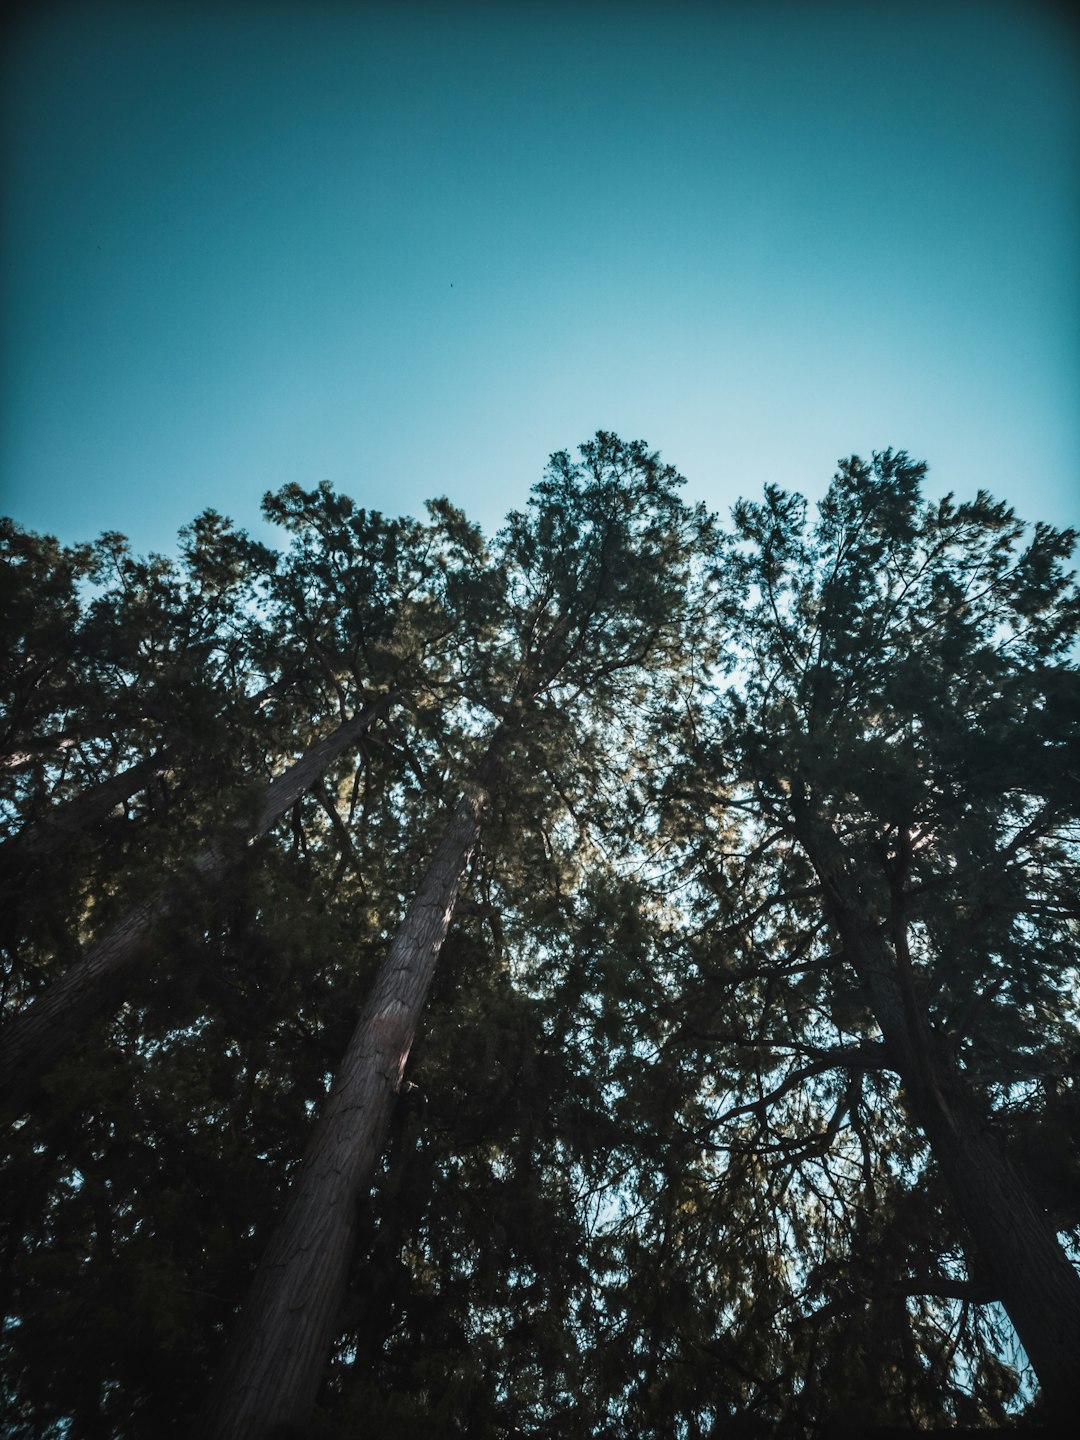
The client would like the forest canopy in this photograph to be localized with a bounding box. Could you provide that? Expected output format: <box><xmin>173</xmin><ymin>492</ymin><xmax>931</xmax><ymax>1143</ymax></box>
<box><xmin>2</xmin><ymin>434</ymin><xmax>1078</xmax><ymax>1439</ymax></box>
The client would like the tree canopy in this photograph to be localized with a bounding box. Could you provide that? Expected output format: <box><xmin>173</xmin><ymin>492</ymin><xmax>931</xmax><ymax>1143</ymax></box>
<box><xmin>1</xmin><ymin>437</ymin><xmax>1077</xmax><ymax>1438</ymax></box>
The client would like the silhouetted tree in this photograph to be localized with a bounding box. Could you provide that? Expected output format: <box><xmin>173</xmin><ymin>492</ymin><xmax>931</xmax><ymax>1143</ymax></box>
<box><xmin>2</xmin><ymin>441</ymin><xmax>1076</xmax><ymax>1439</ymax></box>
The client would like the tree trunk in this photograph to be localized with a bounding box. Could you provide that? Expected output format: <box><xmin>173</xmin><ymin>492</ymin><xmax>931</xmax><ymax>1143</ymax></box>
<box><xmin>800</xmin><ymin>809</ymin><xmax>1080</xmax><ymax>1417</ymax></box>
<box><xmin>197</xmin><ymin>736</ymin><xmax>503</xmax><ymax>1439</ymax></box>
<box><xmin>0</xmin><ymin>672</ymin><xmax>296</xmax><ymax>874</ymax></box>
<box><xmin>0</xmin><ymin>748</ymin><xmax>175</xmax><ymax>879</ymax></box>
<box><xmin>909</xmin><ymin>1051</ymin><xmax>1080</xmax><ymax>1419</ymax></box>
<box><xmin>0</xmin><ymin>695</ymin><xmax>394</xmax><ymax>1119</ymax></box>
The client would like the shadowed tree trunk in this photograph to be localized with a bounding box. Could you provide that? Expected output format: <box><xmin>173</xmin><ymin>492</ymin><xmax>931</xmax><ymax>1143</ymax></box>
<box><xmin>198</xmin><ymin>731</ymin><xmax>505</xmax><ymax>1439</ymax></box>
<box><xmin>0</xmin><ymin>693</ymin><xmax>396</xmax><ymax>1119</ymax></box>
<box><xmin>0</xmin><ymin>749</ymin><xmax>175</xmax><ymax>877</ymax></box>
<box><xmin>199</xmin><ymin>434</ymin><xmax>710</xmax><ymax>1435</ymax></box>
<box><xmin>799</xmin><ymin>806</ymin><xmax>1080</xmax><ymax>1418</ymax></box>
<box><xmin>0</xmin><ymin>676</ymin><xmax>297</xmax><ymax>879</ymax></box>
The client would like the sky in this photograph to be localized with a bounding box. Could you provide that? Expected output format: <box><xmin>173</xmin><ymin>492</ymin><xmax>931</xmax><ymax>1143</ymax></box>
<box><xmin>2</xmin><ymin>0</ymin><xmax>1078</xmax><ymax>558</ymax></box>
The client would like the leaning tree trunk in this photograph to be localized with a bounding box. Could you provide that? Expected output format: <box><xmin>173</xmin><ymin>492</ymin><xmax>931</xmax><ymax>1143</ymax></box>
<box><xmin>907</xmin><ymin>1043</ymin><xmax>1080</xmax><ymax>1419</ymax></box>
<box><xmin>803</xmin><ymin>814</ymin><xmax>1080</xmax><ymax>1418</ymax></box>
<box><xmin>0</xmin><ymin>676</ymin><xmax>293</xmax><ymax>879</ymax></box>
<box><xmin>0</xmin><ymin>694</ymin><xmax>395</xmax><ymax>1119</ymax></box>
<box><xmin>0</xmin><ymin>748</ymin><xmax>175</xmax><ymax>884</ymax></box>
<box><xmin>197</xmin><ymin>734</ymin><xmax>504</xmax><ymax>1439</ymax></box>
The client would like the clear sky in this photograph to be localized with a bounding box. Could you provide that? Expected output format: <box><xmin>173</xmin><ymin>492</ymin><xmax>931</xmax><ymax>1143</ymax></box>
<box><xmin>2</xmin><ymin>0</ymin><xmax>1078</xmax><ymax>557</ymax></box>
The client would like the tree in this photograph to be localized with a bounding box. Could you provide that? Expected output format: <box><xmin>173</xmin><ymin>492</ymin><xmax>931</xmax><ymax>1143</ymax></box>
<box><xmin>0</xmin><ymin>492</ymin><xmax>482</xmax><ymax>1116</ymax></box>
<box><xmin>656</xmin><ymin>453</ymin><xmax>1080</xmax><ymax>1424</ymax></box>
<box><xmin>200</xmin><ymin>434</ymin><xmax>718</xmax><ymax>1436</ymax></box>
<box><xmin>3</xmin><ymin>440</ymin><xmax>1076</xmax><ymax>1438</ymax></box>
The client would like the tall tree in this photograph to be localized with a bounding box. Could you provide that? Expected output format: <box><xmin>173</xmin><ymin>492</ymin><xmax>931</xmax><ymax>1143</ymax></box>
<box><xmin>660</xmin><ymin>453</ymin><xmax>1080</xmax><ymax>1422</ymax></box>
<box><xmin>199</xmin><ymin>433</ymin><xmax>718</xmax><ymax>1437</ymax></box>
<box><xmin>0</xmin><ymin>488</ymin><xmax>495</xmax><ymax>1433</ymax></box>
<box><xmin>0</xmin><ymin>493</ymin><xmax>478</xmax><ymax>1115</ymax></box>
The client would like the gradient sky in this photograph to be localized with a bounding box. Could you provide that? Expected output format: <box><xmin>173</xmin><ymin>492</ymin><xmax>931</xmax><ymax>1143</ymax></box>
<box><xmin>2</xmin><ymin>0</ymin><xmax>1078</xmax><ymax>557</ymax></box>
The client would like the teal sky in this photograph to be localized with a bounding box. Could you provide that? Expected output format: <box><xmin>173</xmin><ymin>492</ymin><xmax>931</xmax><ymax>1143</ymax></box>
<box><xmin>2</xmin><ymin>0</ymin><xmax>1078</xmax><ymax>556</ymax></box>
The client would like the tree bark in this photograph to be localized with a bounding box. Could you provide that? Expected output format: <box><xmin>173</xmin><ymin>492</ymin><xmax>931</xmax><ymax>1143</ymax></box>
<box><xmin>908</xmin><ymin>1050</ymin><xmax>1080</xmax><ymax>1419</ymax></box>
<box><xmin>0</xmin><ymin>695</ymin><xmax>394</xmax><ymax>1120</ymax></box>
<box><xmin>197</xmin><ymin>734</ymin><xmax>503</xmax><ymax>1439</ymax></box>
<box><xmin>797</xmin><ymin>808</ymin><xmax>1080</xmax><ymax>1417</ymax></box>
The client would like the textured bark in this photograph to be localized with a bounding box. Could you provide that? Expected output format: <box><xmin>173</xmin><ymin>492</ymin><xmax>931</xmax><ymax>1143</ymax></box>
<box><xmin>0</xmin><ymin>696</ymin><xmax>393</xmax><ymax>1119</ymax></box>
<box><xmin>198</xmin><ymin>743</ymin><xmax>500</xmax><ymax>1439</ymax></box>
<box><xmin>911</xmin><ymin>1054</ymin><xmax>1080</xmax><ymax>1418</ymax></box>
<box><xmin>799</xmin><ymin>808</ymin><xmax>1080</xmax><ymax>1416</ymax></box>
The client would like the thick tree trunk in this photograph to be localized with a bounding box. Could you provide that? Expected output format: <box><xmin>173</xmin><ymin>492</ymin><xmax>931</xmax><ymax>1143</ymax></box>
<box><xmin>198</xmin><ymin>740</ymin><xmax>502</xmax><ymax>1439</ymax></box>
<box><xmin>801</xmin><ymin>810</ymin><xmax>1080</xmax><ymax>1416</ymax></box>
<box><xmin>0</xmin><ymin>696</ymin><xmax>393</xmax><ymax>1119</ymax></box>
<box><xmin>863</xmin><ymin>952</ymin><xmax>1080</xmax><ymax>1414</ymax></box>
<box><xmin>909</xmin><ymin>1053</ymin><xmax>1080</xmax><ymax>1418</ymax></box>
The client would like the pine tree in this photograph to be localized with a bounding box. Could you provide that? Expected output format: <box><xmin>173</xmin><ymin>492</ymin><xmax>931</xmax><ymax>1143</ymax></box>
<box><xmin>658</xmin><ymin>453</ymin><xmax>1080</xmax><ymax>1423</ymax></box>
<box><xmin>200</xmin><ymin>434</ymin><xmax>718</xmax><ymax>1435</ymax></box>
<box><xmin>4</xmin><ymin>441</ymin><xmax>1075</xmax><ymax>1437</ymax></box>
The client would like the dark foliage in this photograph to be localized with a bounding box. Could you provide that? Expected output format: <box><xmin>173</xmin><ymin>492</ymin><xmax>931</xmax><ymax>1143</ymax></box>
<box><xmin>1</xmin><ymin>439</ymin><xmax>1076</xmax><ymax>1437</ymax></box>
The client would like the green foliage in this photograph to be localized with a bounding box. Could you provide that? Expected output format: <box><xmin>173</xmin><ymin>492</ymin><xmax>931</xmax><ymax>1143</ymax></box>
<box><xmin>643</xmin><ymin>449</ymin><xmax>1080</xmax><ymax>1428</ymax></box>
<box><xmin>1</xmin><ymin>439</ymin><xmax>1077</xmax><ymax>1436</ymax></box>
